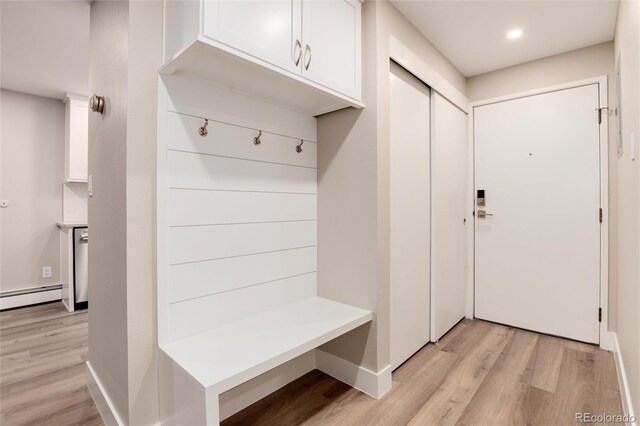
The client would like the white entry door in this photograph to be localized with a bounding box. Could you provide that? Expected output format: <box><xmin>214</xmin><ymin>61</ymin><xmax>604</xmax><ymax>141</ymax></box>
<box><xmin>390</xmin><ymin>62</ymin><xmax>431</xmax><ymax>370</ymax></box>
<box><xmin>474</xmin><ymin>84</ymin><xmax>601</xmax><ymax>344</ymax></box>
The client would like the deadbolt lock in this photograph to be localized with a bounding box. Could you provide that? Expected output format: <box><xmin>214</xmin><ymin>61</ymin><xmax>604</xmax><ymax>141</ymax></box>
<box><xmin>477</xmin><ymin>189</ymin><xmax>486</xmax><ymax>206</ymax></box>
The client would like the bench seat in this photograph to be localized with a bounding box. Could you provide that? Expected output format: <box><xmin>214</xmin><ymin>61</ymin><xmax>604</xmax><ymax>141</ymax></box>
<box><xmin>159</xmin><ymin>296</ymin><xmax>372</xmax><ymax>424</ymax></box>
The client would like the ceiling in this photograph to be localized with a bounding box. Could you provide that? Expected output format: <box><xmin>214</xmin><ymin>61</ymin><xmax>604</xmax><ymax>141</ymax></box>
<box><xmin>0</xmin><ymin>1</ymin><xmax>619</xmax><ymax>97</ymax></box>
<box><xmin>389</xmin><ymin>0</ymin><xmax>619</xmax><ymax>77</ymax></box>
<box><xmin>1</xmin><ymin>1</ymin><xmax>90</xmax><ymax>99</ymax></box>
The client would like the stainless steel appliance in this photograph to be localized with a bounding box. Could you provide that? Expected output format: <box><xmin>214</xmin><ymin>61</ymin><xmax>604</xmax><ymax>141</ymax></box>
<box><xmin>73</xmin><ymin>227</ymin><xmax>88</xmax><ymax>309</ymax></box>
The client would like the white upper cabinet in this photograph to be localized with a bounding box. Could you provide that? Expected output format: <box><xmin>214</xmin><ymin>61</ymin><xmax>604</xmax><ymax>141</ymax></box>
<box><xmin>301</xmin><ymin>0</ymin><xmax>361</xmax><ymax>100</ymax></box>
<box><xmin>64</xmin><ymin>95</ymin><xmax>88</xmax><ymax>182</ymax></box>
<box><xmin>162</xmin><ymin>0</ymin><xmax>363</xmax><ymax>115</ymax></box>
<box><xmin>203</xmin><ymin>0</ymin><xmax>302</xmax><ymax>75</ymax></box>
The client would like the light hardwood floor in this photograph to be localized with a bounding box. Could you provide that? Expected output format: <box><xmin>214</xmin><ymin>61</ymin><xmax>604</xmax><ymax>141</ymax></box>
<box><xmin>0</xmin><ymin>302</ymin><xmax>102</xmax><ymax>426</ymax></box>
<box><xmin>224</xmin><ymin>319</ymin><xmax>624</xmax><ymax>426</ymax></box>
<box><xmin>0</xmin><ymin>303</ymin><xmax>623</xmax><ymax>426</ymax></box>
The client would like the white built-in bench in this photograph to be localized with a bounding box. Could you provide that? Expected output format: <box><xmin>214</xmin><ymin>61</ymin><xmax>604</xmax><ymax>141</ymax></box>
<box><xmin>157</xmin><ymin>78</ymin><xmax>375</xmax><ymax>425</ymax></box>
<box><xmin>159</xmin><ymin>297</ymin><xmax>372</xmax><ymax>425</ymax></box>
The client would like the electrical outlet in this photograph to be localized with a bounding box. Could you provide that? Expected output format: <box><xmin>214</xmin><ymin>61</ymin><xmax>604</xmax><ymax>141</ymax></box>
<box><xmin>42</xmin><ymin>266</ymin><xmax>52</xmax><ymax>279</ymax></box>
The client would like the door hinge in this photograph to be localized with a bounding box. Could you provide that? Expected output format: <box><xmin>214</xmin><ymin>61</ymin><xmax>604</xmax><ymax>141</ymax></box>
<box><xmin>599</xmin><ymin>208</ymin><xmax>603</xmax><ymax>223</ymax></box>
<box><xmin>597</xmin><ymin>107</ymin><xmax>611</xmax><ymax>124</ymax></box>
<box><xmin>598</xmin><ymin>308</ymin><xmax>602</xmax><ymax>322</ymax></box>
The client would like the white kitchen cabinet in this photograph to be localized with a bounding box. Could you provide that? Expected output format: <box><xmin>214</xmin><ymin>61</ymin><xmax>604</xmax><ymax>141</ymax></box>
<box><xmin>203</xmin><ymin>0</ymin><xmax>302</xmax><ymax>75</ymax></box>
<box><xmin>162</xmin><ymin>0</ymin><xmax>362</xmax><ymax>115</ymax></box>
<box><xmin>301</xmin><ymin>0</ymin><xmax>361</xmax><ymax>100</ymax></box>
<box><xmin>64</xmin><ymin>94</ymin><xmax>88</xmax><ymax>182</ymax></box>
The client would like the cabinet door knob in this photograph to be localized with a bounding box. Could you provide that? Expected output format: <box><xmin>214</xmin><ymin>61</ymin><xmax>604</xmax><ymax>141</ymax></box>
<box><xmin>89</xmin><ymin>94</ymin><xmax>105</xmax><ymax>115</ymax></box>
<box><xmin>294</xmin><ymin>39</ymin><xmax>302</xmax><ymax>66</ymax></box>
<box><xmin>304</xmin><ymin>44</ymin><xmax>312</xmax><ymax>70</ymax></box>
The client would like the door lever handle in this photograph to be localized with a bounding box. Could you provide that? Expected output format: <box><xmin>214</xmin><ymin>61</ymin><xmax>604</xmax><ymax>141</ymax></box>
<box><xmin>477</xmin><ymin>210</ymin><xmax>494</xmax><ymax>219</ymax></box>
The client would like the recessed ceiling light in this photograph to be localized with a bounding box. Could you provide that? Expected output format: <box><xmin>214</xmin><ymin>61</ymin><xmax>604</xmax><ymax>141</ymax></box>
<box><xmin>507</xmin><ymin>29</ymin><xmax>523</xmax><ymax>39</ymax></box>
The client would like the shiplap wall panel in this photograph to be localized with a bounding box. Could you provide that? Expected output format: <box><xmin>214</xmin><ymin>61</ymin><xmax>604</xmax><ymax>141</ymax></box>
<box><xmin>168</xmin><ymin>112</ymin><xmax>317</xmax><ymax>168</ymax></box>
<box><xmin>164</xmin><ymin>76</ymin><xmax>317</xmax><ymax>143</ymax></box>
<box><xmin>168</xmin><ymin>150</ymin><xmax>317</xmax><ymax>193</ymax></box>
<box><xmin>168</xmin><ymin>247</ymin><xmax>317</xmax><ymax>303</ymax></box>
<box><xmin>168</xmin><ymin>221</ymin><xmax>316</xmax><ymax>265</ymax></box>
<box><xmin>168</xmin><ymin>190</ymin><xmax>316</xmax><ymax>226</ymax></box>
<box><xmin>162</xmin><ymin>79</ymin><xmax>318</xmax><ymax>344</ymax></box>
<box><xmin>168</xmin><ymin>273</ymin><xmax>317</xmax><ymax>340</ymax></box>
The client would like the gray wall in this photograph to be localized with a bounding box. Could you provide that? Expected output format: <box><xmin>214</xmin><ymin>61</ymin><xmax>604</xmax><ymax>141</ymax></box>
<box><xmin>317</xmin><ymin>0</ymin><xmax>467</xmax><ymax>372</ymax></box>
<box><xmin>125</xmin><ymin>0</ymin><xmax>162</xmax><ymax>423</ymax></box>
<box><xmin>613</xmin><ymin>0</ymin><xmax>639</xmax><ymax>416</ymax></box>
<box><xmin>88</xmin><ymin>0</ymin><xmax>130</xmax><ymax>422</ymax></box>
<box><xmin>0</xmin><ymin>89</ymin><xmax>64</xmax><ymax>292</ymax></box>
<box><xmin>87</xmin><ymin>0</ymin><xmax>162</xmax><ymax>424</ymax></box>
<box><xmin>466</xmin><ymin>42</ymin><xmax>615</xmax><ymax>102</ymax></box>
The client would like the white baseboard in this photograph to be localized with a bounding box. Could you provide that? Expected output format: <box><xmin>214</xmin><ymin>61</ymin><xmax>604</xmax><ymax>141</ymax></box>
<box><xmin>86</xmin><ymin>361</ymin><xmax>125</xmax><ymax>426</ymax></box>
<box><xmin>219</xmin><ymin>352</ymin><xmax>316</xmax><ymax>421</ymax></box>
<box><xmin>0</xmin><ymin>287</ymin><xmax>61</xmax><ymax>310</ymax></box>
<box><xmin>612</xmin><ymin>333</ymin><xmax>638</xmax><ymax>426</ymax></box>
<box><xmin>315</xmin><ymin>349</ymin><xmax>392</xmax><ymax>399</ymax></box>
<box><xmin>600</xmin><ymin>330</ymin><xmax>616</xmax><ymax>351</ymax></box>
<box><xmin>61</xmin><ymin>297</ymin><xmax>72</xmax><ymax>312</ymax></box>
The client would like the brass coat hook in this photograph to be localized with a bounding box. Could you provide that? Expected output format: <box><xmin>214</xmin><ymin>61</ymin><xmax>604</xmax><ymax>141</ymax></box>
<box><xmin>254</xmin><ymin>130</ymin><xmax>262</xmax><ymax>145</ymax></box>
<box><xmin>296</xmin><ymin>139</ymin><xmax>303</xmax><ymax>153</ymax></box>
<box><xmin>198</xmin><ymin>119</ymin><xmax>209</xmax><ymax>137</ymax></box>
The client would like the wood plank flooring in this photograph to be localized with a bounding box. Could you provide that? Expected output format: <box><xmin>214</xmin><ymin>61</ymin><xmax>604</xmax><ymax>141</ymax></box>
<box><xmin>0</xmin><ymin>303</ymin><xmax>623</xmax><ymax>425</ymax></box>
<box><xmin>0</xmin><ymin>302</ymin><xmax>102</xmax><ymax>426</ymax></box>
<box><xmin>224</xmin><ymin>319</ymin><xmax>624</xmax><ymax>426</ymax></box>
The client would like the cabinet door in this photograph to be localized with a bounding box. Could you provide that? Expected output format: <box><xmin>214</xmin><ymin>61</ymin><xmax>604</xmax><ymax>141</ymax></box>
<box><xmin>65</xmin><ymin>99</ymin><xmax>88</xmax><ymax>182</ymax></box>
<box><xmin>203</xmin><ymin>0</ymin><xmax>302</xmax><ymax>75</ymax></box>
<box><xmin>301</xmin><ymin>0</ymin><xmax>361</xmax><ymax>100</ymax></box>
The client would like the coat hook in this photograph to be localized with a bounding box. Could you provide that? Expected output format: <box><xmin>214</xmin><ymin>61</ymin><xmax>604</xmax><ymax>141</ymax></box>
<box><xmin>198</xmin><ymin>119</ymin><xmax>208</xmax><ymax>137</ymax></box>
<box><xmin>296</xmin><ymin>139</ymin><xmax>303</xmax><ymax>153</ymax></box>
<box><xmin>253</xmin><ymin>130</ymin><xmax>262</xmax><ymax>145</ymax></box>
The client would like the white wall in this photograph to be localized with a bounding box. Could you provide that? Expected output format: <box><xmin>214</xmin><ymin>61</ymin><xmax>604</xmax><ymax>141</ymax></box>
<box><xmin>317</xmin><ymin>0</ymin><xmax>467</xmax><ymax>372</ymax></box>
<box><xmin>63</xmin><ymin>183</ymin><xmax>88</xmax><ymax>223</ymax></box>
<box><xmin>613</xmin><ymin>0</ymin><xmax>640</xmax><ymax>417</ymax></box>
<box><xmin>0</xmin><ymin>89</ymin><xmax>64</xmax><ymax>293</ymax></box>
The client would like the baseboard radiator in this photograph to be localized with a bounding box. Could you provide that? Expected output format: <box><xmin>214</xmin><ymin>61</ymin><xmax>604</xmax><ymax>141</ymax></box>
<box><xmin>0</xmin><ymin>284</ymin><xmax>63</xmax><ymax>311</ymax></box>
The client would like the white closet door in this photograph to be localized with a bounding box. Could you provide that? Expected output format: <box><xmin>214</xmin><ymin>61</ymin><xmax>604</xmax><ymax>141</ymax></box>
<box><xmin>474</xmin><ymin>84</ymin><xmax>601</xmax><ymax>344</ymax></box>
<box><xmin>390</xmin><ymin>62</ymin><xmax>430</xmax><ymax>370</ymax></box>
<box><xmin>431</xmin><ymin>92</ymin><xmax>468</xmax><ymax>342</ymax></box>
